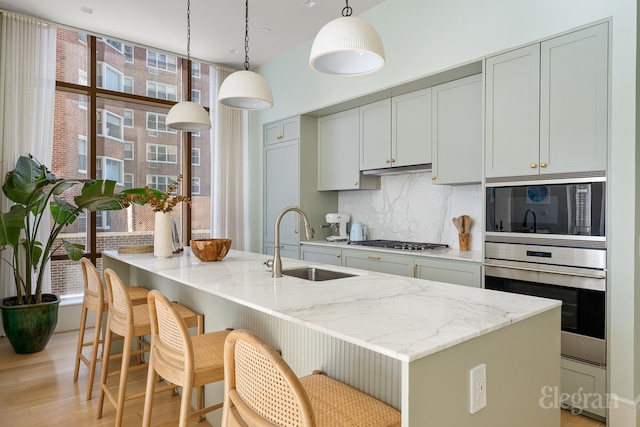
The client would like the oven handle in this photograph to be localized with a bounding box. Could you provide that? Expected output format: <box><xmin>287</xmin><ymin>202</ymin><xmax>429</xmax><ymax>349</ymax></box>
<box><xmin>484</xmin><ymin>260</ymin><xmax>606</xmax><ymax>280</ymax></box>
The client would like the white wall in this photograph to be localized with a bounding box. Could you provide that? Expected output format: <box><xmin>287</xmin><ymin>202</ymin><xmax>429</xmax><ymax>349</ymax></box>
<box><xmin>249</xmin><ymin>0</ymin><xmax>638</xmax><ymax>422</ymax></box>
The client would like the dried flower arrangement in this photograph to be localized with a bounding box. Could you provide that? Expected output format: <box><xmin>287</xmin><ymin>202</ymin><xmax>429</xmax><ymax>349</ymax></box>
<box><xmin>124</xmin><ymin>175</ymin><xmax>191</xmax><ymax>213</ymax></box>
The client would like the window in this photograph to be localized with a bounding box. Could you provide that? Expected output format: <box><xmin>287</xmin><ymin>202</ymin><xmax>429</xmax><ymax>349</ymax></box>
<box><xmin>191</xmin><ymin>89</ymin><xmax>201</xmax><ymax>105</ymax></box>
<box><xmin>98</xmin><ymin>110</ymin><xmax>124</xmax><ymax>140</ymax></box>
<box><xmin>78</xmin><ymin>70</ymin><xmax>88</xmax><ymax>109</ymax></box>
<box><xmin>96</xmin><ymin>156</ymin><xmax>124</xmax><ymax>184</ymax></box>
<box><xmin>77</xmin><ymin>212</ymin><xmax>87</xmax><ymax>233</ymax></box>
<box><xmin>146</xmin><ymin>50</ymin><xmax>177</xmax><ymax>73</ymax></box>
<box><xmin>78</xmin><ymin>136</ymin><xmax>87</xmax><ymax>172</ymax></box>
<box><xmin>97</xmin><ymin>62</ymin><xmax>123</xmax><ymax>91</ymax></box>
<box><xmin>96</xmin><ymin>211</ymin><xmax>111</xmax><ymax>230</ymax></box>
<box><xmin>147</xmin><ymin>143</ymin><xmax>177</xmax><ymax>163</ymax></box>
<box><xmin>146</xmin><ymin>81</ymin><xmax>177</xmax><ymax>101</ymax></box>
<box><xmin>192</xmin><ymin>148</ymin><xmax>200</xmax><ymax>166</ymax></box>
<box><xmin>77</xmin><ymin>32</ymin><xmax>87</xmax><ymax>44</ymax></box>
<box><xmin>192</xmin><ymin>61</ymin><xmax>201</xmax><ymax>78</ymax></box>
<box><xmin>124</xmin><ymin>173</ymin><xmax>134</xmax><ymax>189</ymax></box>
<box><xmin>124</xmin><ymin>45</ymin><xmax>134</xmax><ymax>63</ymax></box>
<box><xmin>146</xmin><ymin>112</ymin><xmax>176</xmax><ymax>134</ymax></box>
<box><xmin>124</xmin><ymin>141</ymin><xmax>134</xmax><ymax>160</ymax></box>
<box><xmin>123</xmin><ymin>76</ymin><xmax>134</xmax><ymax>94</ymax></box>
<box><xmin>192</xmin><ymin>177</ymin><xmax>201</xmax><ymax>195</ymax></box>
<box><xmin>147</xmin><ymin>175</ymin><xmax>177</xmax><ymax>193</ymax></box>
<box><xmin>104</xmin><ymin>39</ymin><xmax>123</xmax><ymax>53</ymax></box>
<box><xmin>123</xmin><ymin>109</ymin><xmax>134</xmax><ymax>127</ymax></box>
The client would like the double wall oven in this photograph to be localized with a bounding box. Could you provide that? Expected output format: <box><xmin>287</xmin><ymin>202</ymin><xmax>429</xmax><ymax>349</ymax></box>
<box><xmin>484</xmin><ymin>176</ymin><xmax>606</xmax><ymax>367</ymax></box>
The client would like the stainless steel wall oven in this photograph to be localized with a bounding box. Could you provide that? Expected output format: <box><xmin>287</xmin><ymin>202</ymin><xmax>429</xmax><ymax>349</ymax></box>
<box><xmin>484</xmin><ymin>177</ymin><xmax>606</xmax><ymax>367</ymax></box>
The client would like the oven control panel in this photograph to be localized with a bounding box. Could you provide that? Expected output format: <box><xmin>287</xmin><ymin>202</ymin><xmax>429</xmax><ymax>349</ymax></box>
<box><xmin>485</xmin><ymin>242</ymin><xmax>606</xmax><ymax>270</ymax></box>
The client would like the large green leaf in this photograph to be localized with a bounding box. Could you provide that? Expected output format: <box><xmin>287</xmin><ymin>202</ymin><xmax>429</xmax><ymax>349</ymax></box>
<box><xmin>2</xmin><ymin>157</ymin><xmax>55</xmax><ymax>206</ymax></box>
<box><xmin>62</xmin><ymin>241</ymin><xmax>85</xmax><ymax>261</ymax></box>
<box><xmin>0</xmin><ymin>205</ymin><xmax>27</xmax><ymax>247</ymax></box>
<box><xmin>74</xmin><ymin>180</ymin><xmax>128</xmax><ymax>211</ymax></box>
<box><xmin>50</xmin><ymin>196</ymin><xmax>80</xmax><ymax>226</ymax></box>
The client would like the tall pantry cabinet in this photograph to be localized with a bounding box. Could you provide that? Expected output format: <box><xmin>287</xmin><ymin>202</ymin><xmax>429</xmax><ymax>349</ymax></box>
<box><xmin>263</xmin><ymin>116</ymin><xmax>337</xmax><ymax>259</ymax></box>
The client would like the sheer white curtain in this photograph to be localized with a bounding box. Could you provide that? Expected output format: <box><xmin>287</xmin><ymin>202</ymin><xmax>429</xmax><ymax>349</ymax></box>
<box><xmin>0</xmin><ymin>13</ymin><xmax>57</xmax><ymax>299</ymax></box>
<box><xmin>211</xmin><ymin>67</ymin><xmax>246</xmax><ymax>250</ymax></box>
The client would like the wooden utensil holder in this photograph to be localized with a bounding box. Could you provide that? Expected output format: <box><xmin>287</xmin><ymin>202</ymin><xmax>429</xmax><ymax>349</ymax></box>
<box><xmin>458</xmin><ymin>233</ymin><xmax>470</xmax><ymax>251</ymax></box>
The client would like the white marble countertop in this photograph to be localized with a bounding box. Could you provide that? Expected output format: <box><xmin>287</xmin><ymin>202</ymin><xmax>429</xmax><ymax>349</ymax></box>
<box><xmin>103</xmin><ymin>249</ymin><xmax>559</xmax><ymax>363</ymax></box>
<box><xmin>300</xmin><ymin>240</ymin><xmax>483</xmax><ymax>263</ymax></box>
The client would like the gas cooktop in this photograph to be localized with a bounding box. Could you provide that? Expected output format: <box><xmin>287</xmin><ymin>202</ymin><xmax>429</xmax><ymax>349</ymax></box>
<box><xmin>348</xmin><ymin>240</ymin><xmax>448</xmax><ymax>251</ymax></box>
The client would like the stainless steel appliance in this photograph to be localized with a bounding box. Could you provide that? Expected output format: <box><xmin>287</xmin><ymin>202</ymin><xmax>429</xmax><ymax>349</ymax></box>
<box><xmin>349</xmin><ymin>240</ymin><xmax>448</xmax><ymax>251</ymax></box>
<box><xmin>484</xmin><ymin>239</ymin><xmax>606</xmax><ymax>366</ymax></box>
<box><xmin>486</xmin><ymin>178</ymin><xmax>605</xmax><ymax>240</ymax></box>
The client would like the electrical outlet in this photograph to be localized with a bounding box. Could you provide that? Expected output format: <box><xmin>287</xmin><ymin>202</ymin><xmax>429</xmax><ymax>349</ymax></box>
<box><xmin>469</xmin><ymin>363</ymin><xmax>487</xmax><ymax>414</ymax></box>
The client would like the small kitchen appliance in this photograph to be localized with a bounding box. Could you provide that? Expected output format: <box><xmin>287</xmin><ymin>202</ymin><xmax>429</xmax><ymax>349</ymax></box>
<box><xmin>349</xmin><ymin>221</ymin><xmax>367</xmax><ymax>242</ymax></box>
<box><xmin>324</xmin><ymin>213</ymin><xmax>350</xmax><ymax>242</ymax></box>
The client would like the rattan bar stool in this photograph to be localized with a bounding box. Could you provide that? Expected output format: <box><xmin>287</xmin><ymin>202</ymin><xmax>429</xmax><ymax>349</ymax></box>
<box><xmin>222</xmin><ymin>329</ymin><xmax>401</xmax><ymax>427</ymax></box>
<box><xmin>142</xmin><ymin>290</ymin><xmax>230</xmax><ymax>427</ymax></box>
<box><xmin>97</xmin><ymin>268</ymin><xmax>204</xmax><ymax>427</ymax></box>
<box><xmin>73</xmin><ymin>258</ymin><xmax>150</xmax><ymax>400</ymax></box>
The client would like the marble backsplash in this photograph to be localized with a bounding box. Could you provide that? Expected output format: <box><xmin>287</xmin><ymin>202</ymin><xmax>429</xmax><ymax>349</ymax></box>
<box><xmin>339</xmin><ymin>171</ymin><xmax>483</xmax><ymax>251</ymax></box>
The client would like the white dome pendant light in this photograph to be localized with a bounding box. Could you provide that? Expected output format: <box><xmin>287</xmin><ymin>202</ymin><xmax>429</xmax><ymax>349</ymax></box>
<box><xmin>167</xmin><ymin>0</ymin><xmax>212</xmax><ymax>131</ymax></box>
<box><xmin>309</xmin><ymin>0</ymin><xmax>385</xmax><ymax>76</ymax></box>
<box><xmin>218</xmin><ymin>0</ymin><xmax>273</xmax><ymax>110</ymax></box>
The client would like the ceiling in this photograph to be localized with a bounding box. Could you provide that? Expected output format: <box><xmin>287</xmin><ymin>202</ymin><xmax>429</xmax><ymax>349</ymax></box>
<box><xmin>0</xmin><ymin>0</ymin><xmax>386</xmax><ymax>69</ymax></box>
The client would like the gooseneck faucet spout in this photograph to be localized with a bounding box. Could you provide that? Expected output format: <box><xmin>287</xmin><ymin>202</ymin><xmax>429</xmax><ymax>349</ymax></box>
<box><xmin>273</xmin><ymin>206</ymin><xmax>314</xmax><ymax>278</ymax></box>
<box><xmin>522</xmin><ymin>208</ymin><xmax>537</xmax><ymax>233</ymax></box>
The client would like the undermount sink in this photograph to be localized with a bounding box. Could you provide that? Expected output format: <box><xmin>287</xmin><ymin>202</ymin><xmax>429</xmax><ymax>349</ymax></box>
<box><xmin>282</xmin><ymin>267</ymin><xmax>356</xmax><ymax>281</ymax></box>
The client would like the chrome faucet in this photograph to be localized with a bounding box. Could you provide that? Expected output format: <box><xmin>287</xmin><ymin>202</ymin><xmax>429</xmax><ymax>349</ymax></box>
<box><xmin>271</xmin><ymin>206</ymin><xmax>314</xmax><ymax>278</ymax></box>
<box><xmin>522</xmin><ymin>208</ymin><xmax>537</xmax><ymax>233</ymax></box>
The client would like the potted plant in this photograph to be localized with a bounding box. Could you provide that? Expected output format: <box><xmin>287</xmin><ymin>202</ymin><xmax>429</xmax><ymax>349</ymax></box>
<box><xmin>0</xmin><ymin>155</ymin><xmax>135</xmax><ymax>354</ymax></box>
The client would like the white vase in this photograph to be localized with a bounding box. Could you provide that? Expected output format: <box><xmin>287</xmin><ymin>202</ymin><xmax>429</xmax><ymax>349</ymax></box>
<box><xmin>154</xmin><ymin>211</ymin><xmax>173</xmax><ymax>258</ymax></box>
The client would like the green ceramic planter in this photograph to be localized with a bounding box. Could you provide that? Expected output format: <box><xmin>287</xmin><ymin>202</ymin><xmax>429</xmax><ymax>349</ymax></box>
<box><xmin>1</xmin><ymin>294</ymin><xmax>60</xmax><ymax>354</ymax></box>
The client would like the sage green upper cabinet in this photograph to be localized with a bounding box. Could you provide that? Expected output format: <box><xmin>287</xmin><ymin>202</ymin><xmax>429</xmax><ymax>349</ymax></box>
<box><xmin>317</xmin><ymin>109</ymin><xmax>379</xmax><ymax>191</ymax></box>
<box><xmin>540</xmin><ymin>22</ymin><xmax>608</xmax><ymax>175</ymax></box>
<box><xmin>360</xmin><ymin>89</ymin><xmax>432</xmax><ymax>171</ymax></box>
<box><xmin>264</xmin><ymin>116</ymin><xmax>300</xmax><ymax>145</ymax></box>
<box><xmin>485</xmin><ymin>44</ymin><xmax>540</xmax><ymax>178</ymax></box>
<box><xmin>392</xmin><ymin>88</ymin><xmax>432</xmax><ymax>167</ymax></box>
<box><xmin>360</xmin><ymin>99</ymin><xmax>392</xmax><ymax>170</ymax></box>
<box><xmin>486</xmin><ymin>22</ymin><xmax>608</xmax><ymax>178</ymax></box>
<box><xmin>431</xmin><ymin>75</ymin><xmax>482</xmax><ymax>185</ymax></box>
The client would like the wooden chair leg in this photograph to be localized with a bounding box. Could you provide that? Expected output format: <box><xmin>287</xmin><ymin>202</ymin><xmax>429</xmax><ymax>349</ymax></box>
<box><xmin>73</xmin><ymin>304</ymin><xmax>88</xmax><ymax>382</ymax></box>
<box><xmin>141</xmin><ymin>357</ymin><xmax>158</xmax><ymax>427</ymax></box>
<box><xmin>97</xmin><ymin>324</ymin><xmax>113</xmax><ymax>419</ymax></box>
<box><xmin>114</xmin><ymin>332</ymin><xmax>133</xmax><ymax>427</ymax></box>
<box><xmin>86</xmin><ymin>307</ymin><xmax>103</xmax><ymax>400</ymax></box>
<box><xmin>179</xmin><ymin>379</ymin><xmax>194</xmax><ymax>427</ymax></box>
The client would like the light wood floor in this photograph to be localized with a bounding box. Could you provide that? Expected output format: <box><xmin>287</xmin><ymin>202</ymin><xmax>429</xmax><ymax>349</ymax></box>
<box><xmin>0</xmin><ymin>330</ymin><xmax>606</xmax><ymax>426</ymax></box>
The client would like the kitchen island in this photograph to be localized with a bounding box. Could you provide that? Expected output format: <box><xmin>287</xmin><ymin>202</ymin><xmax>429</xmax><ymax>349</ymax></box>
<box><xmin>103</xmin><ymin>249</ymin><xmax>561</xmax><ymax>426</ymax></box>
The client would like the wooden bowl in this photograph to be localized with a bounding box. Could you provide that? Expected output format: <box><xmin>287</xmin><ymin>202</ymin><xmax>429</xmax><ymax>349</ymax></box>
<box><xmin>190</xmin><ymin>238</ymin><xmax>232</xmax><ymax>262</ymax></box>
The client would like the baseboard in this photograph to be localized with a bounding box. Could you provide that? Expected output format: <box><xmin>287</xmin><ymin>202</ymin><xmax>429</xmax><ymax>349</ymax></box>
<box><xmin>608</xmin><ymin>394</ymin><xmax>640</xmax><ymax>426</ymax></box>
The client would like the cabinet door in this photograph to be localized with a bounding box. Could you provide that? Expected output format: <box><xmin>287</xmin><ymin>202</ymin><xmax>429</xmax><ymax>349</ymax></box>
<box><xmin>360</xmin><ymin>99</ymin><xmax>391</xmax><ymax>170</ymax></box>
<box><xmin>485</xmin><ymin>44</ymin><xmax>541</xmax><ymax>178</ymax></box>
<box><xmin>301</xmin><ymin>245</ymin><xmax>342</xmax><ymax>266</ymax></box>
<box><xmin>415</xmin><ymin>258</ymin><xmax>481</xmax><ymax>287</ymax></box>
<box><xmin>392</xmin><ymin>88</ymin><xmax>432</xmax><ymax>167</ymax></box>
<box><xmin>264</xmin><ymin>141</ymin><xmax>299</xmax><ymax>246</ymax></box>
<box><xmin>318</xmin><ymin>109</ymin><xmax>361</xmax><ymax>190</ymax></box>
<box><xmin>264</xmin><ymin>243</ymin><xmax>300</xmax><ymax>260</ymax></box>
<box><xmin>431</xmin><ymin>75</ymin><xmax>482</xmax><ymax>185</ymax></box>
<box><xmin>540</xmin><ymin>23</ymin><xmax>608</xmax><ymax>174</ymax></box>
<box><xmin>264</xmin><ymin>117</ymin><xmax>300</xmax><ymax>145</ymax></box>
<box><xmin>342</xmin><ymin>249</ymin><xmax>414</xmax><ymax>277</ymax></box>
<box><xmin>264</xmin><ymin>121</ymin><xmax>282</xmax><ymax>145</ymax></box>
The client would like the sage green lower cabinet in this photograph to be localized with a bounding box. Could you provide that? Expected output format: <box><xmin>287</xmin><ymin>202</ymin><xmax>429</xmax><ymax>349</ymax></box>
<box><xmin>301</xmin><ymin>245</ymin><xmax>342</xmax><ymax>266</ymax></box>
<box><xmin>414</xmin><ymin>257</ymin><xmax>481</xmax><ymax>287</ymax></box>
<box><xmin>560</xmin><ymin>358</ymin><xmax>606</xmax><ymax>418</ymax></box>
<box><xmin>341</xmin><ymin>249</ymin><xmax>415</xmax><ymax>277</ymax></box>
<box><xmin>264</xmin><ymin>243</ymin><xmax>299</xmax><ymax>260</ymax></box>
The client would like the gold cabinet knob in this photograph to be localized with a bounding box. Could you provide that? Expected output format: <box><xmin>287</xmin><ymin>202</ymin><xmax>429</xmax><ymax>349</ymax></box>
<box><xmin>385</xmin><ymin>159</ymin><xmax>391</xmax><ymax>164</ymax></box>
<box><xmin>431</xmin><ymin>176</ymin><xmax>437</xmax><ymax>180</ymax></box>
<box><xmin>336</xmin><ymin>254</ymin><xmax>341</xmax><ymax>258</ymax></box>
<box><xmin>530</xmin><ymin>163</ymin><xmax>538</xmax><ymax>169</ymax></box>
<box><xmin>540</xmin><ymin>162</ymin><xmax>547</xmax><ymax>168</ymax></box>
<box><xmin>390</xmin><ymin>159</ymin><xmax>396</xmax><ymax>163</ymax></box>
<box><xmin>353</xmin><ymin>181</ymin><xmax>359</xmax><ymax>186</ymax></box>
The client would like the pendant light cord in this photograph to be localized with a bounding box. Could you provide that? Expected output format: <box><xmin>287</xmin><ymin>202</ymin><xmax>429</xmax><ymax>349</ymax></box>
<box><xmin>244</xmin><ymin>0</ymin><xmax>250</xmax><ymax>71</ymax></box>
<box><xmin>186</xmin><ymin>0</ymin><xmax>191</xmax><ymax>61</ymax></box>
<box><xmin>342</xmin><ymin>0</ymin><xmax>353</xmax><ymax>17</ymax></box>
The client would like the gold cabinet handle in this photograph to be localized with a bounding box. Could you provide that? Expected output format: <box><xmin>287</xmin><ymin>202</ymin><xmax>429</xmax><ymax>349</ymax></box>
<box><xmin>530</xmin><ymin>163</ymin><xmax>537</xmax><ymax>169</ymax></box>
<box><xmin>385</xmin><ymin>159</ymin><xmax>391</xmax><ymax>164</ymax></box>
<box><xmin>368</xmin><ymin>255</ymin><xmax>381</xmax><ymax>260</ymax></box>
<box><xmin>431</xmin><ymin>176</ymin><xmax>436</xmax><ymax>180</ymax></box>
<box><xmin>540</xmin><ymin>162</ymin><xmax>547</xmax><ymax>168</ymax></box>
<box><xmin>353</xmin><ymin>181</ymin><xmax>359</xmax><ymax>186</ymax></box>
<box><xmin>336</xmin><ymin>254</ymin><xmax>341</xmax><ymax>258</ymax></box>
<box><xmin>390</xmin><ymin>159</ymin><xmax>396</xmax><ymax>163</ymax></box>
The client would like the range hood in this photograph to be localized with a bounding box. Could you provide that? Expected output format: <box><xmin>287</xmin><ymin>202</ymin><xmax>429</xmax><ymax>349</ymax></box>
<box><xmin>362</xmin><ymin>163</ymin><xmax>432</xmax><ymax>176</ymax></box>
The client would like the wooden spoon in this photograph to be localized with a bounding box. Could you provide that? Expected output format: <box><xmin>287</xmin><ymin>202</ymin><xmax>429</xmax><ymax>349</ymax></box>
<box><xmin>452</xmin><ymin>217</ymin><xmax>462</xmax><ymax>233</ymax></box>
<box><xmin>462</xmin><ymin>215</ymin><xmax>472</xmax><ymax>233</ymax></box>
